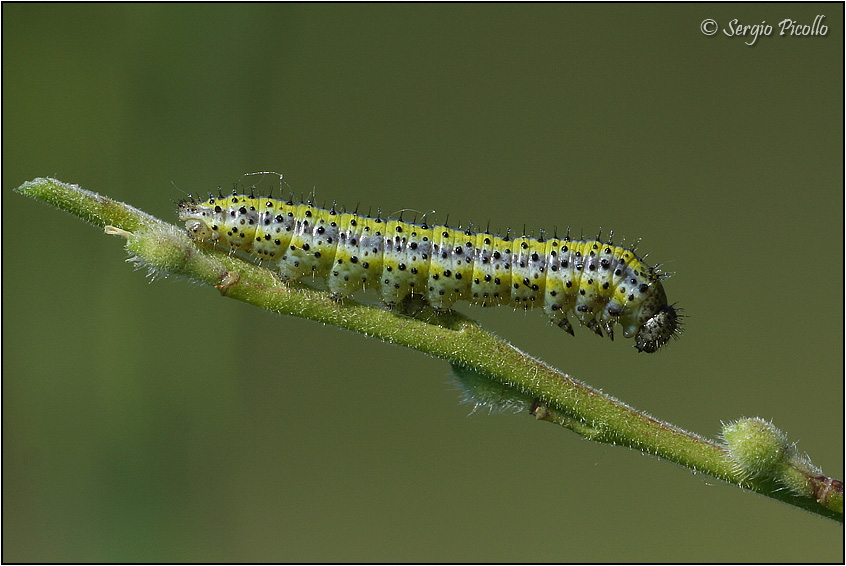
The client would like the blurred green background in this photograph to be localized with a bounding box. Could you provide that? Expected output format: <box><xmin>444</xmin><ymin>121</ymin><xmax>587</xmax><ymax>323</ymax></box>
<box><xmin>3</xmin><ymin>3</ymin><xmax>842</xmax><ymax>562</ymax></box>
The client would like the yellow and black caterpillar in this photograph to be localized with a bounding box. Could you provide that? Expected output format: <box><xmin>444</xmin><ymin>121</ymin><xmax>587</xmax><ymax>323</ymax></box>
<box><xmin>179</xmin><ymin>194</ymin><xmax>681</xmax><ymax>352</ymax></box>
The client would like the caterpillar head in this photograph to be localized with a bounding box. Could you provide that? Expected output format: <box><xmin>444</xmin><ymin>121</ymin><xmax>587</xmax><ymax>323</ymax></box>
<box><xmin>634</xmin><ymin>304</ymin><xmax>681</xmax><ymax>353</ymax></box>
<box><xmin>178</xmin><ymin>201</ymin><xmax>216</xmax><ymax>243</ymax></box>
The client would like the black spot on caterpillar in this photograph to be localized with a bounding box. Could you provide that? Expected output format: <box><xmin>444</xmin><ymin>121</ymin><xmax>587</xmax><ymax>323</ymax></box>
<box><xmin>178</xmin><ymin>194</ymin><xmax>682</xmax><ymax>352</ymax></box>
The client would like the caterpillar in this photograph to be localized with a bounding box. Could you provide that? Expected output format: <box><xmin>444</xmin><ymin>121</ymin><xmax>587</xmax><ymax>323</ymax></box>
<box><xmin>178</xmin><ymin>193</ymin><xmax>681</xmax><ymax>352</ymax></box>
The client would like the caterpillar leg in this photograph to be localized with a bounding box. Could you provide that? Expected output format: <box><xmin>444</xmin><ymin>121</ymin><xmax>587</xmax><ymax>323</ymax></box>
<box><xmin>556</xmin><ymin>317</ymin><xmax>575</xmax><ymax>336</ymax></box>
<box><xmin>586</xmin><ymin>319</ymin><xmax>607</xmax><ymax>338</ymax></box>
<box><xmin>393</xmin><ymin>293</ymin><xmax>430</xmax><ymax>317</ymax></box>
<box><xmin>545</xmin><ymin>302</ymin><xmax>575</xmax><ymax>337</ymax></box>
<box><xmin>590</xmin><ymin>310</ymin><xmax>619</xmax><ymax>340</ymax></box>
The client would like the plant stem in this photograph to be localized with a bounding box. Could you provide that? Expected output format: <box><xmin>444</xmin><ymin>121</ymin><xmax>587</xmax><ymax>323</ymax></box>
<box><xmin>15</xmin><ymin>177</ymin><xmax>843</xmax><ymax>522</ymax></box>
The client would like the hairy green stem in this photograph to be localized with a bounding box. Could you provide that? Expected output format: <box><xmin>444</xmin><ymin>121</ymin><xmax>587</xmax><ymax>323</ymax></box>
<box><xmin>15</xmin><ymin>177</ymin><xmax>842</xmax><ymax>522</ymax></box>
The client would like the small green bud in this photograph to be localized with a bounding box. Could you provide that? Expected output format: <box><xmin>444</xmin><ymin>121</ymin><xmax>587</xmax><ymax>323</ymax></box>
<box><xmin>451</xmin><ymin>363</ymin><xmax>533</xmax><ymax>414</ymax></box>
<box><xmin>778</xmin><ymin>463</ymin><xmax>814</xmax><ymax>498</ymax></box>
<box><xmin>722</xmin><ymin>417</ymin><xmax>840</xmax><ymax>507</ymax></box>
<box><xmin>111</xmin><ymin>224</ymin><xmax>197</xmax><ymax>281</ymax></box>
<box><xmin>123</xmin><ymin>225</ymin><xmax>193</xmax><ymax>274</ymax></box>
<box><xmin>722</xmin><ymin>417</ymin><xmax>789</xmax><ymax>476</ymax></box>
